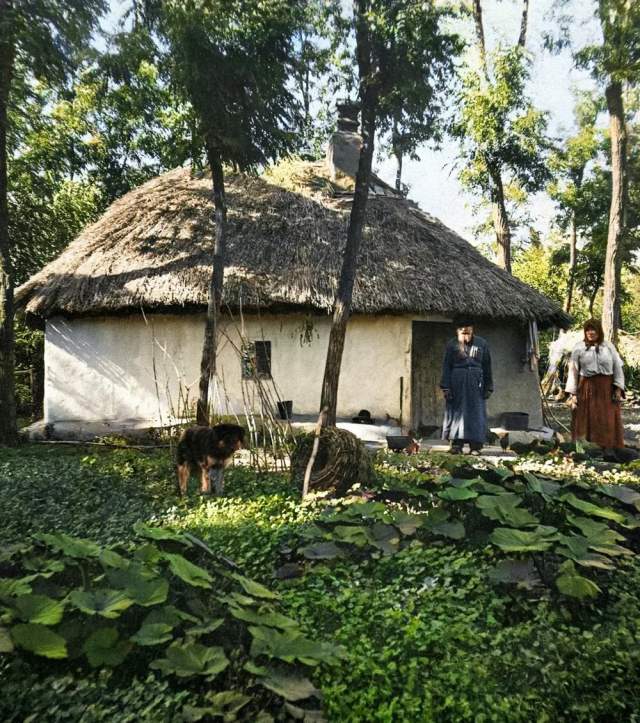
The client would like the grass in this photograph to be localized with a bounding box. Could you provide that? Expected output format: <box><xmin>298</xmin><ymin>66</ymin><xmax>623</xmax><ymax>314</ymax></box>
<box><xmin>2</xmin><ymin>443</ymin><xmax>640</xmax><ymax>721</ymax></box>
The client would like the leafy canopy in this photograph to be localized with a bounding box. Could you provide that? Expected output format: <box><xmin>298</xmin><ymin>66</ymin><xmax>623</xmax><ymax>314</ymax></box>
<box><xmin>454</xmin><ymin>48</ymin><xmax>550</xmax><ymax>199</ymax></box>
<box><xmin>151</xmin><ymin>0</ymin><xmax>306</xmax><ymax>168</ymax></box>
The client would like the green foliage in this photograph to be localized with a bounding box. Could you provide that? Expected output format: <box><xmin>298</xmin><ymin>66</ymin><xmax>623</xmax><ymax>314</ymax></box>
<box><xmin>512</xmin><ymin>238</ymin><xmax>567</xmax><ymax>305</ymax></box>
<box><xmin>0</xmin><ymin>523</ymin><xmax>339</xmax><ymax>720</ymax></box>
<box><xmin>454</xmin><ymin>48</ymin><xmax>550</xmax><ymax>225</ymax></box>
<box><xmin>3</xmin><ymin>445</ymin><xmax>640</xmax><ymax>720</ymax></box>
<box><xmin>150</xmin><ymin>0</ymin><xmax>306</xmax><ymax>171</ymax></box>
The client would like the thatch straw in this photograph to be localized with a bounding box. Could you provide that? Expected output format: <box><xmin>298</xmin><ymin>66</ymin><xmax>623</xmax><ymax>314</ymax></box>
<box><xmin>16</xmin><ymin>158</ymin><xmax>570</xmax><ymax>328</ymax></box>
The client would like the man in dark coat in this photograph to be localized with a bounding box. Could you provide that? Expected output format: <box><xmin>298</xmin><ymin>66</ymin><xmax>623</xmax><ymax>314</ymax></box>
<box><xmin>440</xmin><ymin>319</ymin><xmax>493</xmax><ymax>454</ymax></box>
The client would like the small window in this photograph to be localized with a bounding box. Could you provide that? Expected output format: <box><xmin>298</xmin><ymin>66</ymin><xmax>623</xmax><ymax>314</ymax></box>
<box><xmin>242</xmin><ymin>340</ymin><xmax>272</xmax><ymax>379</ymax></box>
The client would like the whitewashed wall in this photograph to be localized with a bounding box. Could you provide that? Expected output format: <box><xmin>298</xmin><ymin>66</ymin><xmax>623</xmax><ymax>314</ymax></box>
<box><xmin>44</xmin><ymin>312</ymin><xmax>542</xmax><ymax>433</ymax></box>
<box><xmin>44</xmin><ymin>313</ymin><xmax>415</xmax><ymax>429</ymax></box>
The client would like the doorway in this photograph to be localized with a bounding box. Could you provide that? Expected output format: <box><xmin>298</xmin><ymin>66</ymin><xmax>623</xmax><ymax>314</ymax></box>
<box><xmin>411</xmin><ymin>321</ymin><xmax>451</xmax><ymax>435</ymax></box>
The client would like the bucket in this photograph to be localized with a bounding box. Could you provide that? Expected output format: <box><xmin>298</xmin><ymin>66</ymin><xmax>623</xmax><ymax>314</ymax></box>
<box><xmin>277</xmin><ymin>400</ymin><xmax>293</xmax><ymax>420</ymax></box>
<box><xmin>501</xmin><ymin>412</ymin><xmax>529</xmax><ymax>431</ymax></box>
<box><xmin>386</xmin><ymin>435</ymin><xmax>412</xmax><ymax>451</ymax></box>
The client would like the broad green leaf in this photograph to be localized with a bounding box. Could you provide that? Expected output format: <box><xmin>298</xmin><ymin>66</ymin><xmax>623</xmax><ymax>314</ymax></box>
<box><xmin>449</xmin><ymin>477</ymin><xmax>480</xmax><ymax>489</ymax></box>
<box><xmin>185</xmin><ymin>618</ymin><xmax>225</xmax><ymax>637</ymax></box>
<box><xmin>301</xmin><ymin>542</ymin><xmax>343</xmax><ymax>560</ymax></box>
<box><xmin>70</xmin><ymin>589</ymin><xmax>134</xmax><ymax>619</ymax></box>
<box><xmin>561</xmin><ymin>493</ymin><xmax>626</xmax><ymax>523</ymax></box>
<box><xmin>231</xmin><ymin>573</ymin><xmax>279</xmax><ymax>600</ymax></box>
<box><xmin>598</xmin><ymin>483</ymin><xmax>640</xmax><ymax>508</ymax></box>
<box><xmin>11</xmin><ymin>623</ymin><xmax>67</xmax><ymax>659</ymax></box>
<box><xmin>0</xmin><ymin>625</ymin><xmax>14</xmax><ymax>653</ymax></box>
<box><xmin>567</xmin><ymin>515</ymin><xmax>624</xmax><ymax>542</ymax></box>
<box><xmin>437</xmin><ymin>486</ymin><xmax>478</xmax><ymax>501</ymax></box>
<box><xmin>99</xmin><ymin>549</ymin><xmax>129</xmax><ymax>569</ymax></box>
<box><xmin>134</xmin><ymin>543</ymin><xmax>163</xmax><ymax>564</ymax></box>
<box><xmin>389</xmin><ymin>511</ymin><xmax>425</xmax><ymax>536</ymax></box>
<box><xmin>331</xmin><ymin>525</ymin><xmax>370</xmax><ymax>547</ymax></box>
<box><xmin>130</xmin><ymin>622</ymin><xmax>174</xmax><ymax>646</ymax></box>
<box><xmin>107</xmin><ymin>567</ymin><xmax>169</xmax><ymax>606</ymax></box>
<box><xmin>143</xmin><ymin>605</ymin><xmax>197</xmax><ymax>628</ymax></box>
<box><xmin>556</xmin><ymin>547</ymin><xmax>614</xmax><ymax>570</ymax></box>
<box><xmin>249</xmin><ymin>626</ymin><xmax>343</xmax><ymax>665</ymax></box>
<box><xmin>229</xmin><ymin>605</ymin><xmax>298</xmax><ymax>630</ymax></box>
<box><xmin>22</xmin><ymin>557</ymin><xmax>65</xmax><ymax>576</ymax></box>
<box><xmin>475</xmin><ymin>494</ymin><xmax>539</xmax><ymax>527</ymax></box>
<box><xmin>257</xmin><ymin>668</ymin><xmax>319</xmax><ymax>701</ymax></box>
<box><xmin>556</xmin><ymin>561</ymin><xmax>601</xmax><ymax>599</ymax></box>
<box><xmin>133</xmin><ymin>521</ymin><xmax>191</xmax><ymax>546</ymax></box>
<box><xmin>367</xmin><ymin>523</ymin><xmax>400</xmax><ymax>555</ymax></box>
<box><xmin>566</xmin><ymin>515</ymin><xmax>632</xmax><ymax>555</ymax></box>
<box><xmin>83</xmin><ymin>627</ymin><xmax>130</xmax><ymax>667</ymax></box>
<box><xmin>523</xmin><ymin>472</ymin><xmax>561</xmax><ymax>499</ymax></box>
<box><xmin>183</xmin><ymin>692</ymin><xmax>251</xmax><ymax>722</ymax></box>
<box><xmin>36</xmin><ymin>533</ymin><xmax>100</xmax><ymax>559</ymax></box>
<box><xmin>489</xmin><ymin>526</ymin><xmax>559</xmax><ymax>553</ymax></box>
<box><xmin>328</xmin><ymin>501</ymin><xmax>387</xmax><ymax>520</ymax></box>
<box><xmin>475</xmin><ymin>480</ymin><xmax>510</xmax><ymax>495</ymax></box>
<box><xmin>0</xmin><ymin>576</ymin><xmax>36</xmax><ymax>599</ymax></box>
<box><xmin>14</xmin><ymin>594</ymin><xmax>65</xmax><ymax>625</ymax></box>
<box><xmin>488</xmin><ymin>559</ymin><xmax>541</xmax><ymax>589</ymax></box>
<box><xmin>150</xmin><ymin>641</ymin><xmax>229</xmax><ymax>678</ymax></box>
<box><xmin>163</xmin><ymin>553</ymin><xmax>212</xmax><ymax>589</ymax></box>
<box><xmin>427</xmin><ymin>520</ymin><xmax>465</xmax><ymax>540</ymax></box>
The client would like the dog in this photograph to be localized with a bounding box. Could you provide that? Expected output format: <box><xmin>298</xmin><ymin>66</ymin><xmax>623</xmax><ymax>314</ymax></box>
<box><xmin>176</xmin><ymin>424</ymin><xmax>245</xmax><ymax>496</ymax></box>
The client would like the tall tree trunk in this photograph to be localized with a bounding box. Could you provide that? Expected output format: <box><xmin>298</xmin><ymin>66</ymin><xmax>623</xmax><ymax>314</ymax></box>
<box><xmin>319</xmin><ymin>0</ymin><xmax>377</xmax><ymax>427</ymax></box>
<box><xmin>489</xmin><ymin>166</ymin><xmax>512</xmax><ymax>274</ymax></box>
<box><xmin>564</xmin><ymin>211</ymin><xmax>577</xmax><ymax>314</ymax></box>
<box><xmin>602</xmin><ymin>81</ymin><xmax>627</xmax><ymax>344</ymax></box>
<box><xmin>472</xmin><ymin>0</ymin><xmax>488</xmax><ymax>78</ymax></box>
<box><xmin>392</xmin><ymin>119</ymin><xmax>402</xmax><ymax>192</ymax></box>
<box><xmin>197</xmin><ymin>143</ymin><xmax>226</xmax><ymax>425</ymax></box>
<box><xmin>0</xmin><ymin>1</ymin><xmax>16</xmax><ymax>445</ymax></box>
<box><xmin>517</xmin><ymin>0</ymin><xmax>530</xmax><ymax>48</ymax></box>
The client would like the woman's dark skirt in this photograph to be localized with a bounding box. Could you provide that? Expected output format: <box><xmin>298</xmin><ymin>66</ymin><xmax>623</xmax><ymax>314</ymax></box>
<box><xmin>572</xmin><ymin>374</ymin><xmax>624</xmax><ymax>449</ymax></box>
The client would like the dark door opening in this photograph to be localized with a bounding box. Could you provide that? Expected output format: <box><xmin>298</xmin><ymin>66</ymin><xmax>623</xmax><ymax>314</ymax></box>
<box><xmin>411</xmin><ymin>321</ymin><xmax>451</xmax><ymax>436</ymax></box>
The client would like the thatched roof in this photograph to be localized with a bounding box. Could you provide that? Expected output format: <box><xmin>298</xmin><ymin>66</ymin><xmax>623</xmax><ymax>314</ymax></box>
<box><xmin>17</xmin><ymin>159</ymin><xmax>570</xmax><ymax>327</ymax></box>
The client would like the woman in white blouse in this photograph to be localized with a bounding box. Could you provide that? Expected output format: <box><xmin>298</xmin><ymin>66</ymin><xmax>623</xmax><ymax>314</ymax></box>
<box><xmin>565</xmin><ymin>318</ymin><xmax>624</xmax><ymax>449</ymax></box>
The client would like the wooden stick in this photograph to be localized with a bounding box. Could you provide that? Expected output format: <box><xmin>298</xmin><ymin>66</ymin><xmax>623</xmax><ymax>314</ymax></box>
<box><xmin>303</xmin><ymin>407</ymin><xmax>328</xmax><ymax>498</ymax></box>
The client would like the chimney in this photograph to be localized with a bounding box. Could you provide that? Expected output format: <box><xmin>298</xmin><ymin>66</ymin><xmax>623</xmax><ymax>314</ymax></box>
<box><xmin>326</xmin><ymin>101</ymin><xmax>362</xmax><ymax>181</ymax></box>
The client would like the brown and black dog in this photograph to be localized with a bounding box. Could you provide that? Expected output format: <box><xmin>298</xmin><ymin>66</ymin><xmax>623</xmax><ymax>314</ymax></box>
<box><xmin>176</xmin><ymin>424</ymin><xmax>245</xmax><ymax>496</ymax></box>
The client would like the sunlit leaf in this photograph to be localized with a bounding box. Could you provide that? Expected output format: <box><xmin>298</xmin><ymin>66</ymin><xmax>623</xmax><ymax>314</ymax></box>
<box><xmin>11</xmin><ymin>623</ymin><xmax>67</xmax><ymax>659</ymax></box>
<box><xmin>556</xmin><ymin>561</ymin><xmax>601</xmax><ymax>599</ymax></box>
<box><xmin>257</xmin><ymin>668</ymin><xmax>320</xmax><ymax>701</ymax></box>
<box><xmin>133</xmin><ymin>521</ymin><xmax>192</xmax><ymax>546</ymax></box>
<box><xmin>130</xmin><ymin>622</ymin><xmax>174</xmax><ymax>646</ymax></box>
<box><xmin>489</xmin><ymin>526</ymin><xmax>558</xmax><ymax>552</ymax></box>
<box><xmin>36</xmin><ymin>533</ymin><xmax>100</xmax><ymax>559</ymax></box>
<box><xmin>14</xmin><ymin>594</ymin><xmax>65</xmax><ymax>625</ymax></box>
<box><xmin>163</xmin><ymin>553</ymin><xmax>212</xmax><ymax>589</ymax></box>
<box><xmin>231</xmin><ymin>573</ymin><xmax>278</xmax><ymax>600</ymax></box>
<box><xmin>150</xmin><ymin>641</ymin><xmax>229</xmax><ymax>678</ymax></box>
<box><xmin>561</xmin><ymin>493</ymin><xmax>626</xmax><ymax>523</ymax></box>
<box><xmin>70</xmin><ymin>589</ymin><xmax>134</xmax><ymax>618</ymax></box>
